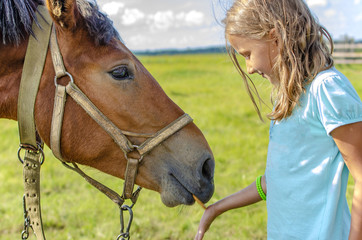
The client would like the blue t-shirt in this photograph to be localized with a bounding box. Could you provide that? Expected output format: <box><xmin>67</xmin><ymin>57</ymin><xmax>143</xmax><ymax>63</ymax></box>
<box><xmin>265</xmin><ymin>67</ymin><xmax>362</xmax><ymax>240</ymax></box>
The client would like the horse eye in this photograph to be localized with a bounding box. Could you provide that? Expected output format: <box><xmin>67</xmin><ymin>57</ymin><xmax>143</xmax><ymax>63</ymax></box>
<box><xmin>109</xmin><ymin>66</ymin><xmax>132</xmax><ymax>81</ymax></box>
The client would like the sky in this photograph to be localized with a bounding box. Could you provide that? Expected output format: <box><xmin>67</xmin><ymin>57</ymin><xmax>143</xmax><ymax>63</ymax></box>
<box><xmin>96</xmin><ymin>0</ymin><xmax>362</xmax><ymax>51</ymax></box>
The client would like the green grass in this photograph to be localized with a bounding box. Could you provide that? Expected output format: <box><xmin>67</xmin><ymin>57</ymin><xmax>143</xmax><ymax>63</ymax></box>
<box><xmin>1</xmin><ymin>54</ymin><xmax>361</xmax><ymax>239</ymax></box>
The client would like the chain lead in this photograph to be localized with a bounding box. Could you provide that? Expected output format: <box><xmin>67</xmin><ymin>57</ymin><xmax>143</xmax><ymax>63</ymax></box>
<box><xmin>116</xmin><ymin>204</ymin><xmax>133</xmax><ymax>240</ymax></box>
<box><xmin>116</xmin><ymin>186</ymin><xmax>142</xmax><ymax>240</ymax></box>
<box><xmin>21</xmin><ymin>195</ymin><xmax>30</xmax><ymax>240</ymax></box>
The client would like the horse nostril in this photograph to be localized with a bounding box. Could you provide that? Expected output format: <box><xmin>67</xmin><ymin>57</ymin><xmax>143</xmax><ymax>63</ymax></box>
<box><xmin>194</xmin><ymin>155</ymin><xmax>215</xmax><ymax>202</ymax></box>
<box><xmin>201</xmin><ymin>157</ymin><xmax>214</xmax><ymax>181</ymax></box>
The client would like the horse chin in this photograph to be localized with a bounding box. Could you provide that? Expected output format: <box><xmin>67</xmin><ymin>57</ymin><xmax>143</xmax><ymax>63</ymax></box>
<box><xmin>159</xmin><ymin>172</ymin><xmax>213</xmax><ymax>207</ymax></box>
<box><xmin>159</xmin><ymin>176</ymin><xmax>194</xmax><ymax>207</ymax></box>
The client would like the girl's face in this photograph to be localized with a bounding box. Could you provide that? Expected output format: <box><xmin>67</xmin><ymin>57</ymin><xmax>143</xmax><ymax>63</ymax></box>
<box><xmin>228</xmin><ymin>34</ymin><xmax>279</xmax><ymax>85</ymax></box>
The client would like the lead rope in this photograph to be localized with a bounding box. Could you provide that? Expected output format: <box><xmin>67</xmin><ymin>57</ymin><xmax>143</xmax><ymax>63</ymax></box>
<box><xmin>17</xmin><ymin>5</ymin><xmax>51</xmax><ymax>240</ymax></box>
<box><xmin>18</xmin><ymin>146</ymin><xmax>45</xmax><ymax>240</ymax></box>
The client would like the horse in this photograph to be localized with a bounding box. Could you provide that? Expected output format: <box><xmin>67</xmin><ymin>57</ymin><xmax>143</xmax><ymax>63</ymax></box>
<box><xmin>0</xmin><ymin>0</ymin><xmax>214</xmax><ymax>237</ymax></box>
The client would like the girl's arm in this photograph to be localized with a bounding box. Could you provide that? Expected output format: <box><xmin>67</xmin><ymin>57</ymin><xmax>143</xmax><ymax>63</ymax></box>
<box><xmin>331</xmin><ymin>121</ymin><xmax>362</xmax><ymax>240</ymax></box>
<box><xmin>194</xmin><ymin>175</ymin><xmax>266</xmax><ymax>240</ymax></box>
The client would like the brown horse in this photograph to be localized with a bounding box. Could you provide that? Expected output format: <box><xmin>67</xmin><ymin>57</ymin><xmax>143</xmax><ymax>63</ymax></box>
<box><xmin>0</xmin><ymin>0</ymin><xmax>214</xmax><ymax>209</ymax></box>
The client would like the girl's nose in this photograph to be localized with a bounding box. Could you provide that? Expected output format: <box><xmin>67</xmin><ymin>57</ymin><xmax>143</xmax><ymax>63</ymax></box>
<box><xmin>246</xmin><ymin>62</ymin><xmax>255</xmax><ymax>75</ymax></box>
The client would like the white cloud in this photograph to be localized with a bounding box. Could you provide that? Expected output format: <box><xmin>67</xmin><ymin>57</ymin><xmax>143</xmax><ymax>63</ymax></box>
<box><xmin>102</xmin><ymin>1</ymin><xmax>125</xmax><ymax>16</ymax></box>
<box><xmin>184</xmin><ymin>10</ymin><xmax>204</xmax><ymax>26</ymax></box>
<box><xmin>306</xmin><ymin>0</ymin><xmax>327</xmax><ymax>7</ymax></box>
<box><xmin>176</xmin><ymin>11</ymin><xmax>205</xmax><ymax>26</ymax></box>
<box><xmin>122</xmin><ymin>8</ymin><xmax>145</xmax><ymax>26</ymax></box>
<box><xmin>147</xmin><ymin>10</ymin><xmax>205</xmax><ymax>31</ymax></box>
<box><xmin>152</xmin><ymin>11</ymin><xmax>174</xmax><ymax>30</ymax></box>
<box><xmin>354</xmin><ymin>0</ymin><xmax>361</xmax><ymax>4</ymax></box>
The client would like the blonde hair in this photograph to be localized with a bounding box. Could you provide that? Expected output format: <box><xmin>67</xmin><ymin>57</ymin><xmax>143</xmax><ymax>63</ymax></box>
<box><xmin>224</xmin><ymin>0</ymin><xmax>334</xmax><ymax>121</ymax></box>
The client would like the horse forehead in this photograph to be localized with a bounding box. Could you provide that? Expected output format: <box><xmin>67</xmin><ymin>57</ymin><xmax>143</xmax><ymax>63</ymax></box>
<box><xmin>57</xmin><ymin>32</ymin><xmax>126</xmax><ymax>64</ymax></box>
<box><xmin>94</xmin><ymin>38</ymin><xmax>132</xmax><ymax>57</ymax></box>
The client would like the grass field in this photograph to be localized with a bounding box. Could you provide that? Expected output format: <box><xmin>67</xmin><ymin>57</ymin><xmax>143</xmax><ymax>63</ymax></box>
<box><xmin>1</xmin><ymin>54</ymin><xmax>361</xmax><ymax>239</ymax></box>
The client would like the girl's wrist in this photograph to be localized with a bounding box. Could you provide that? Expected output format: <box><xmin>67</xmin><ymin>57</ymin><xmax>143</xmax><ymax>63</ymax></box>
<box><xmin>256</xmin><ymin>175</ymin><xmax>267</xmax><ymax>200</ymax></box>
<box><xmin>208</xmin><ymin>201</ymin><xmax>224</xmax><ymax>219</ymax></box>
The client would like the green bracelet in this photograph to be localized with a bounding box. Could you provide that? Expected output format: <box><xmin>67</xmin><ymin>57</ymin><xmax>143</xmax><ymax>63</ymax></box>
<box><xmin>256</xmin><ymin>175</ymin><xmax>266</xmax><ymax>201</ymax></box>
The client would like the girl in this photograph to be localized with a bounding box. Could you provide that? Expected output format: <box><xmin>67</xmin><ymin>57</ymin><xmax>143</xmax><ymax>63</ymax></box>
<box><xmin>195</xmin><ymin>0</ymin><xmax>362</xmax><ymax>239</ymax></box>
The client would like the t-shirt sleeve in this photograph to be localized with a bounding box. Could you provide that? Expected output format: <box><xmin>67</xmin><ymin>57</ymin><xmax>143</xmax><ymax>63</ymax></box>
<box><xmin>315</xmin><ymin>72</ymin><xmax>362</xmax><ymax>135</ymax></box>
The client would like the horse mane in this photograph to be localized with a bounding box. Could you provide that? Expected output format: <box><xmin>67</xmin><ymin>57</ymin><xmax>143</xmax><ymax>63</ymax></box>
<box><xmin>77</xmin><ymin>0</ymin><xmax>121</xmax><ymax>45</ymax></box>
<box><xmin>0</xmin><ymin>0</ymin><xmax>121</xmax><ymax>45</ymax></box>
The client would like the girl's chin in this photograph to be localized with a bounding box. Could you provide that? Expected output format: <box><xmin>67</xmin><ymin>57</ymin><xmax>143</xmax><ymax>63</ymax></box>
<box><xmin>265</xmin><ymin>75</ymin><xmax>278</xmax><ymax>85</ymax></box>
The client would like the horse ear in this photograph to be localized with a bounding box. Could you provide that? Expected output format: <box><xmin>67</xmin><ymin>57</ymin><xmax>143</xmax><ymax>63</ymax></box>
<box><xmin>45</xmin><ymin>0</ymin><xmax>79</xmax><ymax>29</ymax></box>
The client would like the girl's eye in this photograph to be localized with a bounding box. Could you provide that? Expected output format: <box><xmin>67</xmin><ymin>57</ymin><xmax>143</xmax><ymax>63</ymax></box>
<box><xmin>237</xmin><ymin>51</ymin><xmax>250</xmax><ymax>60</ymax></box>
<box><xmin>109</xmin><ymin>66</ymin><xmax>133</xmax><ymax>81</ymax></box>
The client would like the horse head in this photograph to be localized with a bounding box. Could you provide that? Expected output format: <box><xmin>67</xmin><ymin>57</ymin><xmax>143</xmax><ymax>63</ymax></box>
<box><xmin>0</xmin><ymin>0</ymin><xmax>214</xmax><ymax>207</ymax></box>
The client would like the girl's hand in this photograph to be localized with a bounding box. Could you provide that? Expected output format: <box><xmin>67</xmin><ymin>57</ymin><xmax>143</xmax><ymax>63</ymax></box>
<box><xmin>194</xmin><ymin>204</ymin><xmax>217</xmax><ymax>240</ymax></box>
<box><xmin>194</xmin><ymin>177</ymin><xmax>266</xmax><ymax>239</ymax></box>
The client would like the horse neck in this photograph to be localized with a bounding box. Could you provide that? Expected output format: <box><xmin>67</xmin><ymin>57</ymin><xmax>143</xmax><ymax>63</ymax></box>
<box><xmin>0</xmin><ymin>40</ymin><xmax>28</xmax><ymax>120</ymax></box>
